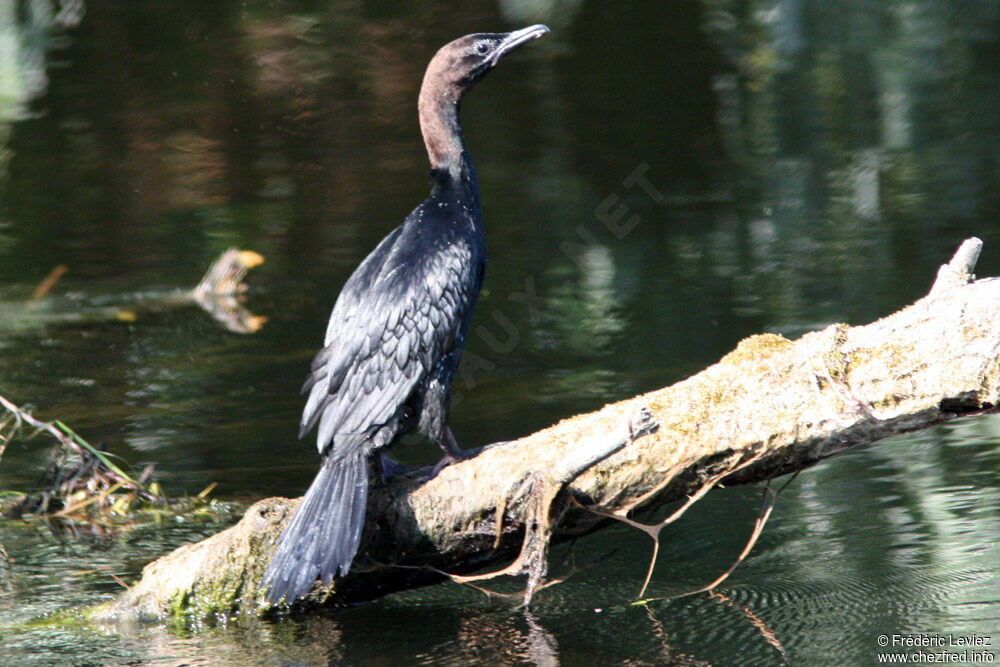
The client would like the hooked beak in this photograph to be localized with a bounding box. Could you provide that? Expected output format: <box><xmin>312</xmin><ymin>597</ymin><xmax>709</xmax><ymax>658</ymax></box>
<box><xmin>490</xmin><ymin>24</ymin><xmax>550</xmax><ymax>66</ymax></box>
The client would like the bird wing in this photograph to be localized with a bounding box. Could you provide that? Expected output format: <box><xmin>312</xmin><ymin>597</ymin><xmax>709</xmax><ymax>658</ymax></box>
<box><xmin>300</xmin><ymin>223</ymin><xmax>479</xmax><ymax>460</ymax></box>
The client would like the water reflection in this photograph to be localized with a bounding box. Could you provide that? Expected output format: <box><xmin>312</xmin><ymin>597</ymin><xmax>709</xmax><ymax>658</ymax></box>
<box><xmin>704</xmin><ymin>0</ymin><xmax>1000</xmax><ymax>331</ymax></box>
<box><xmin>0</xmin><ymin>0</ymin><xmax>998</xmax><ymax>665</ymax></box>
<box><xmin>0</xmin><ymin>1</ymin><xmax>84</xmax><ymax>120</ymax></box>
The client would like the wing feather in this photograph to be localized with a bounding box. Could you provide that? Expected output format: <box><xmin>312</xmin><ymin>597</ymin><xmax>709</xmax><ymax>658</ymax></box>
<box><xmin>301</xmin><ymin>218</ymin><xmax>480</xmax><ymax>460</ymax></box>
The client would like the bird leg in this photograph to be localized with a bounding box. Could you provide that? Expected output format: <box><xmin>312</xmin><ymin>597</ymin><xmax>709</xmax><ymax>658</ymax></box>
<box><xmin>441</xmin><ymin>426</ymin><xmax>469</xmax><ymax>459</ymax></box>
<box><xmin>429</xmin><ymin>427</ymin><xmax>474</xmax><ymax>477</ymax></box>
<box><xmin>377</xmin><ymin>452</ymin><xmax>412</xmax><ymax>481</ymax></box>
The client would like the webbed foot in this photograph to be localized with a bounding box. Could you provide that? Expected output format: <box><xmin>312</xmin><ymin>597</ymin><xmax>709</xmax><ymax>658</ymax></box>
<box><xmin>378</xmin><ymin>452</ymin><xmax>413</xmax><ymax>481</ymax></box>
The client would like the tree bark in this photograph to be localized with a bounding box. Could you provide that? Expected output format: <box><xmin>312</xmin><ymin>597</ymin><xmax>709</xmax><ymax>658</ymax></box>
<box><xmin>95</xmin><ymin>238</ymin><xmax>1000</xmax><ymax>620</ymax></box>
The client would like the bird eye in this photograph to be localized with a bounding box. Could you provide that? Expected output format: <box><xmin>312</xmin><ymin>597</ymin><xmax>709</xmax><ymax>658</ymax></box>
<box><xmin>474</xmin><ymin>41</ymin><xmax>490</xmax><ymax>56</ymax></box>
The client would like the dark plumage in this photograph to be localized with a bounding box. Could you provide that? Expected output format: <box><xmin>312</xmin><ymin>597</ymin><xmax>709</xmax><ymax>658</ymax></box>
<box><xmin>264</xmin><ymin>25</ymin><xmax>549</xmax><ymax>604</ymax></box>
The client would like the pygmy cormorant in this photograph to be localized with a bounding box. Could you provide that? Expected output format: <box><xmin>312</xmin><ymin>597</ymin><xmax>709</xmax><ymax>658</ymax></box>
<box><xmin>264</xmin><ymin>25</ymin><xmax>550</xmax><ymax>604</ymax></box>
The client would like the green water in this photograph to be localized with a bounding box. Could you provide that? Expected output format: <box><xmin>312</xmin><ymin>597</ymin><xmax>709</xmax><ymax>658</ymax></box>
<box><xmin>1</xmin><ymin>1</ymin><xmax>999</xmax><ymax>665</ymax></box>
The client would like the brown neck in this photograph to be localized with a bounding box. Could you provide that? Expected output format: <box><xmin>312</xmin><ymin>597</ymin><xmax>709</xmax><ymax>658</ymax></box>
<box><xmin>418</xmin><ymin>67</ymin><xmax>465</xmax><ymax>178</ymax></box>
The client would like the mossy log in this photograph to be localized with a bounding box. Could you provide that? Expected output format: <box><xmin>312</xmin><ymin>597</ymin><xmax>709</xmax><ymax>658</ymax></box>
<box><xmin>96</xmin><ymin>238</ymin><xmax>1000</xmax><ymax>620</ymax></box>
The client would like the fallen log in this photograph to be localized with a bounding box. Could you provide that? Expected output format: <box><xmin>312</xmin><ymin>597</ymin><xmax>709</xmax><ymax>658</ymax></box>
<box><xmin>95</xmin><ymin>238</ymin><xmax>1000</xmax><ymax>620</ymax></box>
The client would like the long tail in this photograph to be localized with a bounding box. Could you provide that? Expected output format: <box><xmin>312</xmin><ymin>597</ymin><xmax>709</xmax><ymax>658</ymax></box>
<box><xmin>263</xmin><ymin>450</ymin><xmax>369</xmax><ymax>604</ymax></box>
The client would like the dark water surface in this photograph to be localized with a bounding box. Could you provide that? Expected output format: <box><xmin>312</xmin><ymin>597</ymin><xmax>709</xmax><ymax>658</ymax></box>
<box><xmin>1</xmin><ymin>1</ymin><xmax>999</xmax><ymax>665</ymax></box>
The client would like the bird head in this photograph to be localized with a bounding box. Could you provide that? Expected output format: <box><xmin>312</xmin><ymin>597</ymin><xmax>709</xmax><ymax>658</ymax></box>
<box><xmin>418</xmin><ymin>25</ymin><xmax>549</xmax><ymax>173</ymax></box>
<box><xmin>423</xmin><ymin>25</ymin><xmax>550</xmax><ymax>96</ymax></box>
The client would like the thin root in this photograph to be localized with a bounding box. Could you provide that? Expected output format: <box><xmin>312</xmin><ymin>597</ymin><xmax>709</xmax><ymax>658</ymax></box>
<box><xmin>575</xmin><ymin>445</ymin><xmax>770</xmax><ymax>598</ymax></box>
<box><xmin>673</xmin><ymin>471</ymin><xmax>799</xmax><ymax>599</ymax></box>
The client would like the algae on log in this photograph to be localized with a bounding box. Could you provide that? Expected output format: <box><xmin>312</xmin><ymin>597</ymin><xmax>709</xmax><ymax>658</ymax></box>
<box><xmin>97</xmin><ymin>238</ymin><xmax>1000</xmax><ymax>620</ymax></box>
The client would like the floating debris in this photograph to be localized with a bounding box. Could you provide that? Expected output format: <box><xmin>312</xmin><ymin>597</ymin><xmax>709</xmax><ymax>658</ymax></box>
<box><xmin>0</xmin><ymin>248</ymin><xmax>267</xmax><ymax>334</ymax></box>
<box><xmin>0</xmin><ymin>393</ymin><xmax>232</xmax><ymax>533</ymax></box>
